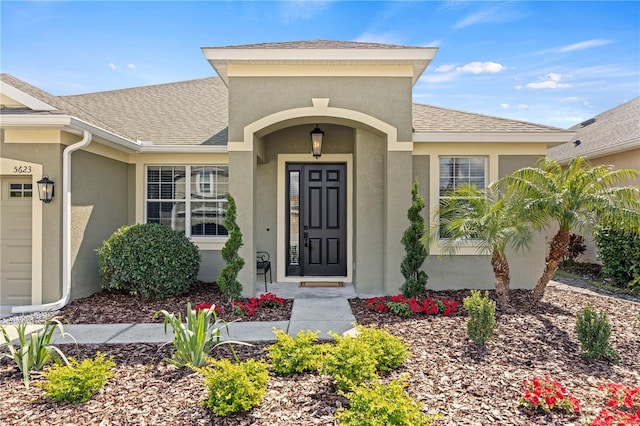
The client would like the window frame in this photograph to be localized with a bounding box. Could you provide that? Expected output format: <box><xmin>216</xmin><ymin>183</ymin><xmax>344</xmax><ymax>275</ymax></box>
<box><xmin>144</xmin><ymin>164</ymin><xmax>229</xmax><ymax>242</ymax></box>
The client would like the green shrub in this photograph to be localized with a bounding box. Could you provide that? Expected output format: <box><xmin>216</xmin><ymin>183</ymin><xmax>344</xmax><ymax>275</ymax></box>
<box><xmin>199</xmin><ymin>358</ymin><xmax>269</xmax><ymax>416</ymax></box>
<box><xmin>216</xmin><ymin>193</ymin><xmax>245</xmax><ymax>301</ymax></box>
<box><xmin>575</xmin><ymin>304</ymin><xmax>619</xmax><ymax>363</ymax></box>
<box><xmin>266</xmin><ymin>329</ymin><xmax>324</xmax><ymax>374</ymax></box>
<box><xmin>594</xmin><ymin>227</ymin><xmax>640</xmax><ymax>290</ymax></box>
<box><xmin>322</xmin><ymin>331</ymin><xmax>378</xmax><ymax>392</ymax></box>
<box><xmin>38</xmin><ymin>352</ymin><xmax>115</xmax><ymax>403</ymax></box>
<box><xmin>354</xmin><ymin>325</ymin><xmax>410</xmax><ymax>372</ymax></box>
<box><xmin>400</xmin><ymin>178</ymin><xmax>429</xmax><ymax>298</ymax></box>
<box><xmin>97</xmin><ymin>223</ymin><xmax>200</xmax><ymax>298</ymax></box>
<box><xmin>153</xmin><ymin>303</ymin><xmax>242</xmax><ymax>368</ymax></box>
<box><xmin>335</xmin><ymin>377</ymin><xmax>442</xmax><ymax>426</ymax></box>
<box><xmin>0</xmin><ymin>318</ymin><xmax>73</xmax><ymax>388</ymax></box>
<box><xmin>463</xmin><ymin>290</ymin><xmax>496</xmax><ymax>346</ymax></box>
<box><xmin>387</xmin><ymin>301</ymin><xmax>412</xmax><ymax>317</ymax></box>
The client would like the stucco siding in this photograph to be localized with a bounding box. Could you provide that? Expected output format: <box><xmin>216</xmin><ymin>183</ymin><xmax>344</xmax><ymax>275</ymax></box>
<box><xmin>354</xmin><ymin>128</ymin><xmax>385</xmax><ymax>293</ymax></box>
<box><xmin>498</xmin><ymin>154</ymin><xmax>541</xmax><ymax>177</ymax></box>
<box><xmin>70</xmin><ymin>150</ymin><xmax>129</xmax><ymax>300</ymax></box>
<box><xmin>229</xmin><ymin>150</ymin><xmax>256</xmax><ymax>297</ymax></box>
<box><xmin>228</xmin><ymin>77</ymin><xmax>412</xmax><ymax>142</ymax></box>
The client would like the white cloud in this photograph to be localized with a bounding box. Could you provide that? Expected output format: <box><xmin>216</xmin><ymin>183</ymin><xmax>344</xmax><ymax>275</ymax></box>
<box><xmin>517</xmin><ymin>104</ymin><xmax>529</xmax><ymax>109</ymax></box>
<box><xmin>500</xmin><ymin>103</ymin><xmax>510</xmax><ymax>109</ymax></box>
<box><xmin>127</xmin><ymin>64</ymin><xmax>135</xmax><ymax>69</ymax></box>
<box><xmin>525</xmin><ymin>73</ymin><xmax>572</xmax><ymax>89</ymax></box>
<box><xmin>456</xmin><ymin>61</ymin><xmax>505</xmax><ymax>74</ymax></box>
<box><xmin>423</xmin><ymin>39</ymin><xmax>442</xmax><ymax>48</ymax></box>
<box><xmin>557</xmin><ymin>39</ymin><xmax>612</xmax><ymax>53</ymax></box>
<box><xmin>354</xmin><ymin>32</ymin><xmax>403</xmax><ymax>46</ymax></box>
<box><xmin>108</xmin><ymin>63</ymin><xmax>116</xmax><ymax>70</ymax></box>
<box><xmin>435</xmin><ymin>64</ymin><xmax>456</xmax><ymax>73</ymax></box>
<box><xmin>534</xmin><ymin>39</ymin><xmax>612</xmax><ymax>55</ymax></box>
<box><xmin>453</xmin><ymin>3</ymin><xmax>525</xmax><ymax>29</ymax></box>
<box><xmin>279</xmin><ymin>1</ymin><xmax>330</xmax><ymax>23</ymax></box>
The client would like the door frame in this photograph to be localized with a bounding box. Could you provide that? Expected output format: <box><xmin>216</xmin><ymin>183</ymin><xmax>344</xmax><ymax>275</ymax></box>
<box><xmin>0</xmin><ymin>158</ymin><xmax>44</xmax><ymax>305</ymax></box>
<box><xmin>276</xmin><ymin>153</ymin><xmax>353</xmax><ymax>283</ymax></box>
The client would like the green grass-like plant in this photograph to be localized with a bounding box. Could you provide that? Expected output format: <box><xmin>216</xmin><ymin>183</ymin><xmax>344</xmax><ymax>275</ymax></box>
<box><xmin>0</xmin><ymin>318</ymin><xmax>74</xmax><ymax>388</ymax></box>
<box><xmin>387</xmin><ymin>301</ymin><xmax>412</xmax><ymax>317</ymax></box>
<box><xmin>575</xmin><ymin>304</ymin><xmax>620</xmax><ymax>363</ymax></box>
<box><xmin>266</xmin><ymin>329</ymin><xmax>324</xmax><ymax>374</ymax></box>
<box><xmin>322</xmin><ymin>331</ymin><xmax>379</xmax><ymax>392</ymax></box>
<box><xmin>153</xmin><ymin>303</ymin><xmax>245</xmax><ymax>368</ymax></box>
<box><xmin>353</xmin><ymin>325</ymin><xmax>410</xmax><ymax>372</ymax></box>
<box><xmin>38</xmin><ymin>352</ymin><xmax>115</xmax><ymax>403</ymax></box>
<box><xmin>335</xmin><ymin>377</ymin><xmax>442</xmax><ymax>426</ymax></box>
<box><xmin>463</xmin><ymin>290</ymin><xmax>496</xmax><ymax>346</ymax></box>
<box><xmin>198</xmin><ymin>358</ymin><xmax>269</xmax><ymax>416</ymax></box>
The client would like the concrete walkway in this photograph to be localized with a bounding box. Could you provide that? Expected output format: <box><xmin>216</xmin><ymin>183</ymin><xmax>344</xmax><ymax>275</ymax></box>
<box><xmin>1</xmin><ymin>296</ymin><xmax>357</xmax><ymax>345</ymax></box>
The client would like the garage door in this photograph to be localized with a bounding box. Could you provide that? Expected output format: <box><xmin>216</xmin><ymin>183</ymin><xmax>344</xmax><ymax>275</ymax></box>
<box><xmin>0</xmin><ymin>176</ymin><xmax>32</xmax><ymax>305</ymax></box>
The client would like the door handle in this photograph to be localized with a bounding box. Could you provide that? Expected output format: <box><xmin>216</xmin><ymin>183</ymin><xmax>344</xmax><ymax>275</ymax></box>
<box><xmin>304</xmin><ymin>226</ymin><xmax>309</xmax><ymax>247</ymax></box>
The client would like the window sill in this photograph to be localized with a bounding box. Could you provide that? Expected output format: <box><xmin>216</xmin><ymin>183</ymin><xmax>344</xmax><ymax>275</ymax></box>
<box><xmin>191</xmin><ymin>237</ymin><xmax>229</xmax><ymax>251</ymax></box>
<box><xmin>430</xmin><ymin>241</ymin><xmax>488</xmax><ymax>256</ymax></box>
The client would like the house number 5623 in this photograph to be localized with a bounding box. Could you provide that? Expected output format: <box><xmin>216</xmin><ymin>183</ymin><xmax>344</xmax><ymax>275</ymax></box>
<box><xmin>13</xmin><ymin>165</ymin><xmax>32</xmax><ymax>173</ymax></box>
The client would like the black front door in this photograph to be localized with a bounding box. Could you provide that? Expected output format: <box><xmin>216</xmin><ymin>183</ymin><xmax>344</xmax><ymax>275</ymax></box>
<box><xmin>286</xmin><ymin>163</ymin><xmax>347</xmax><ymax>277</ymax></box>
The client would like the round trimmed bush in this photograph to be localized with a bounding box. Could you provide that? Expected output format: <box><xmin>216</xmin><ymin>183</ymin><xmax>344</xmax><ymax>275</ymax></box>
<box><xmin>97</xmin><ymin>223</ymin><xmax>200</xmax><ymax>298</ymax></box>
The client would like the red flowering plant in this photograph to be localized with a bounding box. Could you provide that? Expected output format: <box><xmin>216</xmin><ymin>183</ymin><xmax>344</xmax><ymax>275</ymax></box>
<box><xmin>194</xmin><ymin>303</ymin><xmax>223</xmax><ymax>314</ymax></box>
<box><xmin>365</xmin><ymin>294</ymin><xmax>459</xmax><ymax>317</ymax></box>
<box><xmin>519</xmin><ymin>376</ymin><xmax>581</xmax><ymax>415</ymax></box>
<box><xmin>232</xmin><ymin>293</ymin><xmax>285</xmax><ymax>316</ymax></box>
<box><xmin>591</xmin><ymin>383</ymin><xmax>640</xmax><ymax>426</ymax></box>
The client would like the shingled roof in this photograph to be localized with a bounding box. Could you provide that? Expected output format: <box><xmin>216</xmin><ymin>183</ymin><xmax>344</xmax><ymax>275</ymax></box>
<box><xmin>0</xmin><ymin>73</ymin><xmax>130</xmax><ymax>139</ymax></box>
<box><xmin>61</xmin><ymin>77</ymin><xmax>228</xmax><ymax>145</ymax></box>
<box><xmin>412</xmin><ymin>103</ymin><xmax>565</xmax><ymax>133</ymax></box>
<box><xmin>2</xmin><ymin>73</ymin><xmax>567</xmax><ymax>147</ymax></box>
<box><xmin>547</xmin><ymin>97</ymin><xmax>640</xmax><ymax>163</ymax></box>
<box><xmin>206</xmin><ymin>39</ymin><xmax>428</xmax><ymax>50</ymax></box>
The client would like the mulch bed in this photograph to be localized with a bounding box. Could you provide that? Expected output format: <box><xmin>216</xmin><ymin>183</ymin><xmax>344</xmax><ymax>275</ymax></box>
<box><xmin>1</xmin><ymin>280</ymin><xmax>639</xmax><ymax>425</ymax></box>
<box><xmin>58</xmin><ymin>281</ymin><xmax>293</xmax><ymax>324</ymax></box>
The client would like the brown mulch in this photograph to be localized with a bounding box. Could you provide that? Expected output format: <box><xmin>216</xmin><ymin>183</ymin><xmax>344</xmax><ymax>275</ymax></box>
<box><xmin>58</xmin><ymin>281</ymin><xmax>293</xmax><ymax>324</ymax></box>
<box><xmin>1</xmin><ymin>280</ymin><xmax>639</xmax><ymax>425</ymax></box>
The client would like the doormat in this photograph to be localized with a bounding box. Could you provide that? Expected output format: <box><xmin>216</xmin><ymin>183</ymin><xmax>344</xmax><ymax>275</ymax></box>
<box><xmin>300</xmin><ymin>282</ymin><xmax>344</xmax><ymax>288</ymax></box>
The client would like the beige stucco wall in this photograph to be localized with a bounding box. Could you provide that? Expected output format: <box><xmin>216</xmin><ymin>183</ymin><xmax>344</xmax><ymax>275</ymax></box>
<box><xmin>228</xmin><ymin>76</ymin><xmax>413</xmax><ymax>143</ymax></box>
<box><xmin>70</xmin><ymin>150</ymin><xmax>130</xmax><ymax>300</ymax></box>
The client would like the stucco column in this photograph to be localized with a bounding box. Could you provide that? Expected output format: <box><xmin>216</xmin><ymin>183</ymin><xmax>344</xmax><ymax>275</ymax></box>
<box><xmin>384</xmin><ymin>150</ymin><xmax>413</xmax><ymax>294</ymax></box>
<box><xmin>229</xmin><ymin>150</ymin><xmax>256</xmax><ymax>298</ymax></box>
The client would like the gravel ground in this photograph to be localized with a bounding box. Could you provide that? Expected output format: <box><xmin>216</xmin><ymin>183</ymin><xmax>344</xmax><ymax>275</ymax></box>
<box><xmin>1</xmin><ymin>279</ymin><xmax>638</xmax><ymax>425</ymax></box>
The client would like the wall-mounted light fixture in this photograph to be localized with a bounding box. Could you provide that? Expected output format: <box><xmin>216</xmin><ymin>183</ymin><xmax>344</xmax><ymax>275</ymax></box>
<box><xmin>37</xmin><ymin>176</ymin><xmax>55</xmax><ymax>203</ymax></box>
<box><xmin>310</xmin><ymin>125</ymin><xmax>324</xmax><ymax>158</ymax></box>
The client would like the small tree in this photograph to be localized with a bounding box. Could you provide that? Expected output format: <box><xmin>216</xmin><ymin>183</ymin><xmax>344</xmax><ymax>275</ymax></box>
<box><xmin>400</xmin><ymin>178</ymin><xmax>428</xmax><ymax>298</ymax></box>
<box><xmin>501</xmin><ymin>157</ymin><xmax>640</xmax><ymax>309</ymax></box>
<box><xmin>216</xmin><ymin>193</ymin><xmax>245</xmax><ymax>301</ymax></box>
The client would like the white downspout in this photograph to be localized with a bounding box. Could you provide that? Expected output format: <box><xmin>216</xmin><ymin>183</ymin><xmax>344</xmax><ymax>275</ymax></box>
<box><xmin>13</xmin><ymin>130</ymin><xmax>92</xmax><ymax>314</ymax></box>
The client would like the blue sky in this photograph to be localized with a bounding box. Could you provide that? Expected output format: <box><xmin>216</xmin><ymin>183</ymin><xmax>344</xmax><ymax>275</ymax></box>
<box><xmin>1</xmin><ymin>1</ymin><xmax>638</xmax><ymax>128</ymax></box>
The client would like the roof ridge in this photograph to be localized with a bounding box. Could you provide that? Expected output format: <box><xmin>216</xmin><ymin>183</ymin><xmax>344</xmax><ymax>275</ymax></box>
<box><xmin>205</xmin><ymin>39</ymin><xmax>428</xmax><ymax>50</ymax></box>
<box><xmin>1</xmin><ymin>73</ymin><xmax>138</xmax><ymax>140</ymax></box>
<box><xmin>60</xmin><ymin>76</ymin><xmax>221</xmax><ymax>98</ymax></box>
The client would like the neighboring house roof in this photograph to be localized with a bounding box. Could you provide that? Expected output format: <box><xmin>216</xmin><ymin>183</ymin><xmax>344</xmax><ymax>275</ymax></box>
<box><xmin>2</xmin><ymin>72</ymin><xmax>568</xmax><ymax>148</ymax></box>
<box><xmin>61</xmin><ymin>77</ymin><xmax>228</xmax><ymax>145</ymax></box>
<box><xmin>547</xmin><ymin>97</ymin><xmax>640</xmax><ymax>163</ymax></box>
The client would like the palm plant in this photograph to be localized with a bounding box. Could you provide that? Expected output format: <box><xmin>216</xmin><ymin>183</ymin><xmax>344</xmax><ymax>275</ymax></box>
<box><xmin>429</xmin><ymin>183</ymin><xmax>538</xmax><ymax>311</ymax></box>
<box><xmin>501</xmin><ymin>156</ymin><xmax>640</xmax><ymax>309</ymax></box>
